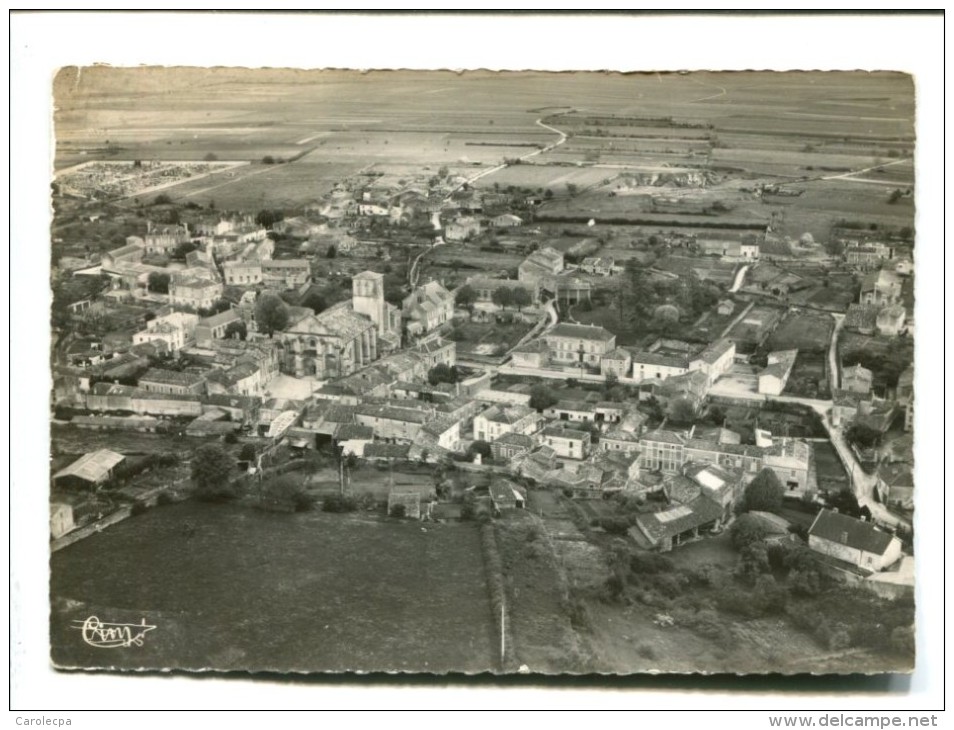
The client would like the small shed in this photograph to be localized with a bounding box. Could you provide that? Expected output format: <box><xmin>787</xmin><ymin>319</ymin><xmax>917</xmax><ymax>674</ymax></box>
<box><xmin>52</xmin><ymin>449</ymin><xmax>125</xmax><ymax>490</ymax></box>
<box><xmin>489</xmin><ymin>480</ymin><xmax>526</xmax><ymax>513</ymax></box>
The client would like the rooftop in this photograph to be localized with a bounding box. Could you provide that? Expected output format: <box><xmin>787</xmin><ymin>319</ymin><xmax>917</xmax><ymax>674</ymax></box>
<box><xmin>53</xmin><ymin>449</ymin><xmax>125</xmax><ymax>484</ymax></box>
<box><xmin>139</xmin><ymin>368</ymin><xmax>207</xmax><ymax>387</ymax></box>
<box><xmin>547</xmin><ymin>322</ymin><xmax>615</xmax><ymax>342</ymax></box>
<box><xmin>809</xmin><ymin>509</ymin><xmax>898</xmax><ymax>556</ymax></box>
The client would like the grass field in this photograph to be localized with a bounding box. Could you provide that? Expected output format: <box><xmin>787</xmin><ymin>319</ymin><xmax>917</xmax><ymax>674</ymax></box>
<box><xmin>51</xmin><ymin>502</ymin><xmax>496</xmax><ymax>673</ymax></box>
<box><xmin>813</xmin><ymin>441</ymin><xmax>850</xmax><ymax>495</ymax></box>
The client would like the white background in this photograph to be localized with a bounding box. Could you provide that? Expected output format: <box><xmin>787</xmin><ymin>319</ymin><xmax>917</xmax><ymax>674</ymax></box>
<box><xmin>8</xmin><ymin>10</ymin><xmax>947</xmax><ymax>722</ymax></box>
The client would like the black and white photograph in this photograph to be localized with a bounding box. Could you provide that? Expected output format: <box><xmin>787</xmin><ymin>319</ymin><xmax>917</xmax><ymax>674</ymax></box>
<box><xmin>10</xmin><ymin>10</ymin><xmax>945</xmax><ymax>720</ymax></box>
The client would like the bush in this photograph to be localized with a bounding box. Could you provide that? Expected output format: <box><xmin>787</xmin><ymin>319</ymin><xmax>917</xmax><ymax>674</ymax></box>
<box><xmin>730</xmin><ymin>514</ymin><xmax>768</xmax><ymax>551</ymax></box>
<box><xmin>600</xmin><ymin>516</ymin><xmax>631</xmax><ymax>535</ymax></box>
<box><xmin>156</xmin><ymin>491</ymin><xmax>175</xmax><ymax>506</ymax></box>
<box><xmin>130</xmin><ymin>502</ymin><xmax>149</xmax><ymax>516</ymax></box>
<box><xmin>322</xmin><ymin>494</ymin><xmax>358</xmax><ymax>513</ymax></box>
<box><xmin>630</xmin><ymin>551</ymin><xmax>675</xmax><ymax>575</ymax></box>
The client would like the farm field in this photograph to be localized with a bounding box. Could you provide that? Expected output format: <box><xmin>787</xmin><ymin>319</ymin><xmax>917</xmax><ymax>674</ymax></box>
<box><xmin>473</xmin><ymin>164</ymin><xmax>616</xmax><ymax>192</ymax></box>
<box><xmin>450</xmin><ymin>318</ymin><xmax>537</xmax><ymax>357</ymax></box>
<box><xmin>51</xmin><ymin>502</ymin><xmax>497</xmax><ymax>673</ymax></box>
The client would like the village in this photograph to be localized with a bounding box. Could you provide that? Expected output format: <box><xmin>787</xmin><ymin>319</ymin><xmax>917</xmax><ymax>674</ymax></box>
<box><xmin>47</xmin><ymin>69</ymin><xmax>917</xmax><ymax>675</ymax></box>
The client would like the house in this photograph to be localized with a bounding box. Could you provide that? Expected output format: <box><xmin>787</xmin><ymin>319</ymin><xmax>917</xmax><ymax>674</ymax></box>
<box><xmin>551</xmin><ymin>274</ymin><xmax>592</xmax><ymax>305</ymax></box>
<box><xmin>170</xmin><ymin>277</ymin><xmax>223</xmax><ymax>311</ymax></box>
<box><xmin>875</xmin><ymin>305</ymin><xmax>906</xmax><ymax>336</ymax></box>
<box><xmin>859</xmin><ymin>268</ymin><xmax>902</xmax><ymax>306</ymax></box>
<box><xmin>896</xmin><ymin>364</ymin><xmax>914</xmax><ymax>432</ymax></box>
<box><xmin>195</xmin><ymin>309</ymin><xmax>243</xmax><ymax>348</ymax></box>
<box><xmin>52</xmin><ymin>449</ymin><xmax>125</xmax><ymax>490</ymax></box>
<box><xmin>510</xmin><ymin>339</ymin><xmax>549</xmax><ymax>369</ymax></box>
<box><xmin>467</xmin><ymin>277</ymin><xmax>539</xmax><ymax>306</ymax></box>
<box><xmin>630</xmin><ymin>351</ymin><xmax>690</xmax><ymax>383</ymax></box>
<box><xmin>488</xmin><ymin>480</ymin><xmax>526</xmax><ymax>512</ymax></box>
<box><xmin>831</xmin><ymin>389</ymin><xmax>876</xmax><ymax>428</ymax></box>
<box><xmin>354</xmin><ymin>403</ymin><xmax>429</xmax><ymax>443</ymax></box>
<box><xmin>143</xmin><ymin>222</ymin><xmax>190</xmax><ymax>256</ymax></box>
<box><xmin>100</xmin><ymin>240</ymin><xmax>145</xmax><ymax>269</ymax></box>
<box><xmin>540</xmin><ymin>425</ymin><xmax>591</xmax><ymax>460</ymax></box>
<box><xmin>489</xmin><ymin>214</ymin><xmax>523</xmax><ymax>229</ymax></box>
<box><xmin>807</xmin><ymin>509</ymin><xmax>903</xmax><ymax>573</ymax></box>
<box><xmin>544</xmin><ymin>399</ymin><xmax>598</xmax><ymax>423</ymax></box>
<box><xmin>876</xmin><ymin>462</ymin><xmax>914</xmax><ymax>511</ymax></box>
<box><xmin>844</xmin><ymin>304</ymin><xmax>881</xmax><ymax>335</ymax></box>
<box><xmin>518</xmin><ymin>246</ymin><xmax>564</xmax><ymax>284</ymax></box>
<box><xmin>473</xmin><ymin>404</ymin><xmax>540</xmax><ymax>443</ymax></box>
<box><xmin>758</xmin><ymin>349</ymin><xmax>798</xmax><ymax>396</ymax></box>
<box><xmin>690</xmin><ymin>338</ymin><xmax>736</xmax><ymax>386</ymax></box>
<box><xmin>544</xmin><ymin>323</ymin><xmax>616</xmax><ymax>369</ymax></box>
<box><xmin>600</xmin><ymin>348</ymin><xmax>632</xmax><ymax>379</ymax></box>
<box><xmin>491</xmin><ymin>432</ymin><xmax>535</xmax><ymax>461</ymax></box>
<box><xmin>600</xmin><ymin>429</ymin><xmax>641</xmax><ymax>454</ymax></box>
<box><xmin>334</xmin><ymin>423</ymin><xmax>374</xmax><ymax>457</ymax></box>
<box><xmin>416</xmin><ymin>337</ymin><xmax>457</xmax><ymax>370</ymax></box>
<box><xmin>402</xmin><ymin>280</ymin><xmax>455</xmax><ymax>338</ymax></box>
<box><xmin>224</xmin><ymin>260</ymin><xmax>264</xmax><ymax>286</ymax></box>
<box><xmin>444</xmin><ymin>216</ymin><xmax>481</xmax><ymax>242</ymax></box>
<box><xmin>762</xmin><ymin>439</ymin><xmax>813</xmax><ymax>495</ymax></box>
<box><xmin>629</xmin><ymin>495</ymin><xmax>725</xmax><ymax>552</ymax></box>
<box><xmin>261</xmin><ymin>259</ymin><xmax>312</xmax><ymax>289</ymax></box>
<box><xmin>842</xmin><ymin>364</ymin><xmax>874</xmax><ymax>395</ymax></box>
<box><xmin>717</xmin><ymin>299</ymin><xmax>735</xmax><ymax>316</ymax></box>
<box><xmin>132</xmin><ymin>312</ymin><xmax>199</xmax><ymax>354</ymax></box>
<box><xmin>50</xmin><ymin>501</ymin><xmax>75</xmax><ymax>539</ymax></box>
<box><xmin>579</xmin><ymin>256</ymin><xmax>614</xmax><ymax>276</ymax></box>
<box><xmin>695</xmin><ymin>238</ymin><xmax>760</xmax><ymax>261</ymax></box>
<box><xmin>845</xmin><ymin>242</ymin><xmax>895</xmax><ymax>268</ymax></box>
<box><xmin>138</xmin><ymin>368</ymin><xmax>207</xmax><ymax>396</ymax></box>
<box><xmin>639</xmin><ymin>429</ymin><xmax>689</xmax><ymax>474</ymax></box>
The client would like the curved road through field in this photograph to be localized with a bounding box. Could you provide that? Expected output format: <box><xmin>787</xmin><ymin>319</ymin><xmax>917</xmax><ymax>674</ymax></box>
<box><xmin>729</xmin><ymin>264</ymin><xmax>750</xmax><ymax>293</ymax></box>
<box><xmin>409</xmin><ymin>114</ymin><xmax>571</xmax><ymax>288</ymax></box>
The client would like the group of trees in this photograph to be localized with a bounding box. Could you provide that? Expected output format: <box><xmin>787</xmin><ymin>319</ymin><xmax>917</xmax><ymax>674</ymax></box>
<box><xmin>491</xmin><ymin>286</ymin><xmax>532</xmax><ymax>311</ymax></box>
<box><xmin>147</xmin><ymin>271</ymin><xmax>170</xmax><ymax>294</ymax></box>
<box><xmin>455</xmin><ymin>284</ymin><xmax>478</xmax><ymax>312</ymax></box>
<box><xmin>254</xmin><ymin>209</ymin><xmax>285</xmax><ymax>230</ymax></box>
<box><xmin>427</xmin><ymin>363</ymin><xmax>460</xmax><ymax>386</ymax></box>
<box><xmin>618</xmin><ymin>258</ymin><xmax>720</xmax><ymax>334</ymax></box>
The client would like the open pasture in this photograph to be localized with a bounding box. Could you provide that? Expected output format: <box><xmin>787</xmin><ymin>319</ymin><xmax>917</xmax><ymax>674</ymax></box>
<box><xmin>51</xmin><ymin>502</ymin><xmax>496</xmax><ymax>673</ymax></box>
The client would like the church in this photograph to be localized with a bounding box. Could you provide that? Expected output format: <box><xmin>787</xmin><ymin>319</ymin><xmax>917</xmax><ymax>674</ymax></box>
<box><xmin>278</xmin><ymin>271</ymin><xmax>401</xmax><ymax>379</ymax></box>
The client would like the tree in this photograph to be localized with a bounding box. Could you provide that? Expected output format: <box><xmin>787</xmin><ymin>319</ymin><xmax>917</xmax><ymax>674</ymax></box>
<box><xmin>203</xmin><ymin>152</ymin><xmax>219</xmax><ymax>162</ymax></box>
<box><xmin>260</xmin><ymin>475</ymin><xmax>315</xmax><ymax>512</ymax></box>
<box><xmin>739</xmin><ymin>468</ymin><xmax>785</xmax><ymax>514</ymax></box>
<box><xmin>529</xmin><ymin>383</ymin><xmax>558</xmax><ymax>411</ymax></box>
<box><xmin>511</xmin><ymin>287</ymin><xmax>532</xmax><ymax>311</ymax></box>
<box><xmin>153</xmin><ymin>193</ymin><xmax>172</xmax><ymax>206</ymax></box>
<box><xmin>491</xmin><ymin>286</ymin><xmax>514</xmax><ymax>309</ymax></box>
<box><xmin>467</xmin><ymin>440</ymin><xmax>492</xmax><ymax>460</ymax></box>
<box><xmin>666</xmin><ymin>397</ymin><xmax>697</xmax><ymax>427</ymax></box>
<box><xmin>262</xmin><ymin>155</ymin><xmax>276</xmax><ymax>165</ymax></box>
<box><xmin>326</xmin><ymin>244</ymin><xmax>337</xmax><ymax>259</ymax></box>
<box><xmin>888</xmin><ymin>188</ymin><xmax>903</xmax><ymax>204</ymax></box>
<box><xmin>826</xmin><ymin>488</ymin><xmax>871</xmax><ymax>520</ymax></box>
<box><xmin>428</xmin><ymin>363</ymin><xmax>459</xmax><ymax>386</ymax></box>
<box><xmin>172</xmin><ymin>240</ymin><xmax>198</xmax><ymax>260</ymax></box>
<box><xmin>254</xmin><ymin>292</ymin><xmax>289</xmax><ymax>337</ymax></box>
<box><xmin>224</xmin><ymin>320</ymin><xmax>248</xmax><ymax>341</ymax></box>
<box><xmin>147</xmin><ymin>272</ymin><xmax>170</xmax><ymax>294</ymax></box>
<box><xmin>846</xmin><ymin>423</ymin><xmax>882</xmax><ymax>449</ymax></box>
<box><xmin>455</xmin><ymin>284</ymin><xmax>478</xmax><ymax>312</ymax></box>
<box><xmin>239</xmin><ymin>443</ymin><xmax>257</xmax><ymax>463</ymax></box>
<box><xmin>191</xmin><ymin>444</ymin><xmax>237</xmax><ymax>502</ymax></box>
<box><xmin>301</xmin><ymin>292</ymin><xmax>327</xmax><ymax>314</ymax></box>
<box><xmin>730</xmin><ymin>513</ymin><xmax>768</xmax><ymax>551</ymax></box>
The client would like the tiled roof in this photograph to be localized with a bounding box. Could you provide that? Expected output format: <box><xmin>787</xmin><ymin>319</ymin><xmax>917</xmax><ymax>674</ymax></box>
<box><xmin>809</xmin><ymin>509</ymin><xmax>897</xmax><ymax>555</ymax></box>
<box><xmin>547</xmin><ymin>323</ymin><xmax>614</xmax><ymax>341</ymax></box>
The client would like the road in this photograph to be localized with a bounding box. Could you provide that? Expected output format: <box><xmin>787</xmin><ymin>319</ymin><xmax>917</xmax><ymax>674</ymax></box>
<box><xmin>410</xmin><ymin>114</ymin><xmax>570</xmax><ymax>288</ymax></box>
<box><xmin>819</xmin><ymin>157</ymin><xmax>912</xmax><ymax>184</ymax></box>
<box><xmin>728</xmin><ymin>264</ymin><xmax>750</xmax><ymax>293</ymax></box>
<box><xmin>828</xmin><ymin>313</ymin><xmax>845</xmax><ymax>394</ymax></box>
